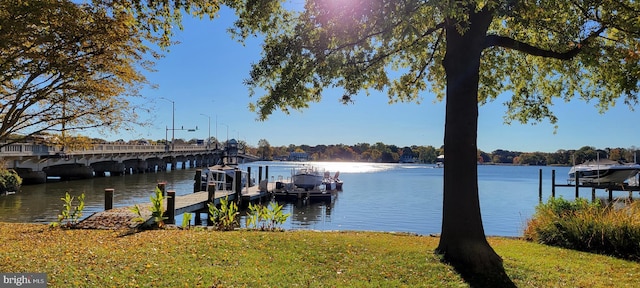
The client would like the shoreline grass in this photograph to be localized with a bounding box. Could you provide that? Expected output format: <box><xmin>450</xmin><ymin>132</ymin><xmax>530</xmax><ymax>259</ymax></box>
<box><xmin>1</xmin><ymin>223</ymin><xmax>639</xmax><ymax>287</ymax></box>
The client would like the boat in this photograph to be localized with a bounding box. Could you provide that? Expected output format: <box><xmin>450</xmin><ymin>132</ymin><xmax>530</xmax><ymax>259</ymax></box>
<box><xmin>568</xmin><ymin>159</ymin><xmax>640</xmax><ymax>185</ymax></box>
<box><xmin>321</xmin><ymin>171</ymin><xmax>339</xmax><ymax>190</ymax></box>
<box><xmin>292</xmin><ymin>165</ymin><xmax>324</xmax><ymax>190</ymax></box>
<box><xmin>435</xmin><ymin>155</ymin><xmax>444</xmax><ymax>168</ymax></box>
<box><xmin>333</xmin><ymin>171</ymin><xmax>343</xmax><ymax>190</ymax></box>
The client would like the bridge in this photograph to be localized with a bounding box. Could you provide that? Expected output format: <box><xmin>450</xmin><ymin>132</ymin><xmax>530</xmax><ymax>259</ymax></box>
<box><xmin>0</xmin><ymin>139</ymin><xmax>259</xmax><ymax>184</ymax></box>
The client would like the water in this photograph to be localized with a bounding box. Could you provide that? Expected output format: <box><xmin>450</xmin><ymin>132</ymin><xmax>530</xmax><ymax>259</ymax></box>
<box><xmin>0</xmin><ymin>161</ymin><xmax>588</xmax><ymax>236</ymax></box>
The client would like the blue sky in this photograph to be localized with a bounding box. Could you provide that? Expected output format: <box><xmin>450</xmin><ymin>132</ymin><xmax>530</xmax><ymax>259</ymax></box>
<box><xmin>103</xmin><ymin>8</ymin><xmax>640</xmax><ymax>153</ymax></box>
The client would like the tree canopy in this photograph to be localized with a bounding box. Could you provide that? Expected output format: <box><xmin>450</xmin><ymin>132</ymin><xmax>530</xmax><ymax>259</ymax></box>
<box><xmin>0</xmin><ymin>0</ymin><xmax>235</xmax><ymax>147</ymax></box>
<box><xmin>236</xmin><ymin>0</ymin><xmax>640</xmax><ymax>285</ymax></box>
<box><xmin>0</xmin><ymin>0</ymin><xmax>151</xmax><ymax>146</ymax></box>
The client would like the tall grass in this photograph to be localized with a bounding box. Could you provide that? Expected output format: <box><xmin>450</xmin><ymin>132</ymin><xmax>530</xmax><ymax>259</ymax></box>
<box><xmin>524</xmin><ymin>197</ymin><xmax>640</xmax><ymax>261</ymax></box>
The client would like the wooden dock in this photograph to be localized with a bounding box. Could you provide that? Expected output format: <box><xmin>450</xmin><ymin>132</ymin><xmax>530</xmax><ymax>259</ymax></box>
<box><xmin>538</xmin><ymin>169</ymin><xmax>640</xmax><ymax>202</ymax></box>
<box><xmin>76</xmin><ymin>165</ymin><xmax>339</xmax><ymax>230</ymax></box>
<box><xmin>76</xmin><ymin>190</ymin><xmax>237</xmax><ymax>230</ymax></box>
<box><xmin>77</xmin><ymin>182</ymin><xmax>271</xmax><ymax>230</ymax></box>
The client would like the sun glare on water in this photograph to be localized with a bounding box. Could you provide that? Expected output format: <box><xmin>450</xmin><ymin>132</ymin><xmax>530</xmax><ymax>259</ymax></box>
<box><xmin>311</xmin><ymin>161</ymin><xmax>397</xmax><ymax>173</ymax></box>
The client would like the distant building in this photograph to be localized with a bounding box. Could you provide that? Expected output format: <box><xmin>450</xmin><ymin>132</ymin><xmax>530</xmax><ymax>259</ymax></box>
<box><xmin>399</xmin><ymin>154</ymin><xmax>416</xmax><ymax>163</ymax></box>
<box><xmin>288</xmin><ymin>152</ymin><xmax>309</xmax><ymax>161</ymax></box>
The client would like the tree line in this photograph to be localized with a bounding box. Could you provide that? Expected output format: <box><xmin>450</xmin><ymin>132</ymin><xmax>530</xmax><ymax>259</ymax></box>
<box><xmin>251</xmin><ymin>139</ymin><xmax>640</xmax><ymax>166</ymax></box>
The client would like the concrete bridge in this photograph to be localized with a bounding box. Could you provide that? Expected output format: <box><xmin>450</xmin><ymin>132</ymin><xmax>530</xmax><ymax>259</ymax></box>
<box><xmin>0</xmin><ymin>140</ymin><xmax>258</xmax><ymax>183</ymax></box>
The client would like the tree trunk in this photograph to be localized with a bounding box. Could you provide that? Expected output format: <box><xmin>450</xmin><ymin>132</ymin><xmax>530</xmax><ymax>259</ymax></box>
<box><xmin>436</xmin><ymin>9</ymin><xmax>515</xmax><ymax>287</ymax></box>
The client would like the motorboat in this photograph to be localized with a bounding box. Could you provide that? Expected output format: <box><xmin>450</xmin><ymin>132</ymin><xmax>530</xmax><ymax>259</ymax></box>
<box><xmin>333</xmin><ymin>171</ymin><xmax>343</xmax><ymax>190</ymax></box>
<box><xmin>292</xmin><ymin>165</ymin><xmax>324</xmax><ymax>190</ymax></box>
<box><xmin>435</xmin><ymin>155</ymin><xmax>444</xmax><ymax>168</ymax></box>
<box><xmin>568</xmin><ymin>159</ymin><xmax>640</xmax><ymax>185</ymax></box>
<box><xmin>321</xmin><ymin>171</ymin><xmax>342</xmax><ymax>191</ymax></box>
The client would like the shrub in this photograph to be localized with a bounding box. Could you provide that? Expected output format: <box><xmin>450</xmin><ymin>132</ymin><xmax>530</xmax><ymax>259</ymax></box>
<box><xmin>208</xmin><ymin>196</ymin><xmax>239</xmax><ymax>231</ymax></box>
<box><xmin>246</xmin><ymin>201</ymin><xmax>290</xmax><ymax>231</ymax></box>
<box><xmin>524</xmin><ymin>197</ymin><xmax>640</xmax><ymax>261</ymax></box>
<box><xmin>0</xmin><ymin>169</ymin><xmax>22</xmax><ymax>193</ymax></box>
<box><xmin>50</xmin><ymin>192</ymin><xmax>85</xmax><ymax>228</ymax></box>
<box><xmin>130</xmin><ymin>187</ymin><xmax>167</xmax><ymax>228</ymax></box>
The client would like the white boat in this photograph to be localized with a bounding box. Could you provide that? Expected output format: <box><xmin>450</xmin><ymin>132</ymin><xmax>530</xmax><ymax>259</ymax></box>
<box><xmin>333</xmin><ymin>171</ymin><xmax>343</xmax><ymax>190</ymax></box>
<box><xmin>568</xmin><ymin>159</ymin><xmax>640</xmax><ymax>185</ymax></box>
<box><xmin>435</xmin><ymin>155</ymin><xmax>444</xmax><ymax>168</ymax></box>
<box><xmin>292</xmin><ymin>165</ymin><xmax>324</xmax><ymax>190</ymax></box>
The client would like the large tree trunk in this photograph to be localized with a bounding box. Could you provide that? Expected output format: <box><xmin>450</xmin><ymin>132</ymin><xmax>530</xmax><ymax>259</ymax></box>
<box><xmin>435</xmin><ymin>8</ymin><xmax>515</xmax><ymax>287</ymax></box>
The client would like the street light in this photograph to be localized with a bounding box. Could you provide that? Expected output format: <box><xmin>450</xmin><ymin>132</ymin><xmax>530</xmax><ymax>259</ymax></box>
<box><xmin>200</xmin><ymin>113</ymin><xmax>211</xmax><ymax>150</ymax></box>
<box><xmin>159</xmin><ymin>97</ymin><xmax>175</xmax><ymax>150</ymax></box>
<box><xmin>220</xmin><ymin>123</ymin><xmax>229</xmax><ymax>144</ymax></box>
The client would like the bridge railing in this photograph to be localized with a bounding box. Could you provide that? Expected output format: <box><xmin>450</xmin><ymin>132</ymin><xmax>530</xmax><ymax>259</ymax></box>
<box><xmin>0</xmin><ymin>142</ymin><xmax>215</xmax><ymax>157</ymax></box>
<box><xmin>0</xmin><ymin>143</ymin><xmax>55</xmax><ymax>156</ymax></box>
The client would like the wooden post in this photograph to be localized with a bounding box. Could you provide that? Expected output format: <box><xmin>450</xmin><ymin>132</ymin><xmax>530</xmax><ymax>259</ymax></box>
<box><xmin>194</xmin><ymin>211</ymin><xmax>201</xmax><ymax>226</ymax></box>
<box><xmin>157</xmin><ymin>182</ymin><xmax>166</xmax><ymax>197</ymax></box>
<box><xmin>207</xmin><ymin>184</ymin><xmax>216</xmax><ymax>202</ymax></box>
<box><xmin>608</xmin><ymin>188</ymin><xmax>613</xmax><ymax>202</ymax></box>
<box><xmin>538</xmin><ymin>169</ymin><xmax>542</xmax><ymax>203</ymax></box>
<box><xmin>166</xmin><ymin>190</ymin><xmax>176</xmax><ymax>224</ymax></box>
<box><xmin>591</xmin><ymin>187</ymin><xmax>596</xmax><ymax>202</ymax></box>
<box><xmin>247</xmin><ymin>167</ymin><xmax>252</xmax><ymax>186</ymax></box>
<box><xmin>575</xmin><ymin>171</ymin><xmax>580</xmax><ymax>199</ymax></box>
<box><xmin>194</xmin><ymin>169</ymin><xmax>202</xmax><ymax>192</ymax></box>
<box><xmin>258</xmin><ymin>166</ymin><xmax>263</xmax><ymax>184</ymax></box>
<box><xmin>551</xmin><ymin>170</ymin><xmax>556</xmax><ymax>198</ymax></box>
<box><xmin>265</xmin><ymin>166</ymin><xmax>269</xmax><ymax>183</ymax></box>
<box><xmin>234</xmin><ymin>170</ymin><xmax>242</xmax><ymax>206</ymax></box>
<box><xmin>104</xmin><ymin>188</ymin><xmax>114</xmax><ymax>210</ymax></box>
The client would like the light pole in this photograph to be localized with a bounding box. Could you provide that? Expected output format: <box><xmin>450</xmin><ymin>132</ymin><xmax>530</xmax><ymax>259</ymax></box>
<box><xmin>215</xmin><ymin>115</ymin><xmax>218</xmax><ymax>149</ymax></box>
<box><xmin>160</xmin><ymin>97</ymin><xmax>175</xmax><ymax>150</ymax></box>
<box><xmin>220</xmin><ymin>123</ymin><xmax>229</xmax><ymax>144</ymax></box>
<box><xmin>200</xmin><ymin>114</ymin><xmax>211</xmax><ymax>150</ymax></box>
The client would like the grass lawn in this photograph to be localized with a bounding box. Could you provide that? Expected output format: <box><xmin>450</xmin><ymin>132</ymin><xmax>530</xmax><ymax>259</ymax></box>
<box><xmin>1</xmin><ymin>223</ymin><xmax>639</xmax><ymax>287</ymax></box>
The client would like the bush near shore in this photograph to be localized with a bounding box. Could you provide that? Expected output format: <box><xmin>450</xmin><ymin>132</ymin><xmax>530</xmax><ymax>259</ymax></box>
<box><xmin>524</xmin><ymin>197</ymin><xmax>640</xmax><ymax>261</ymax></box>
<box><xmin>1</xmin><ymin>223</ymin><xmax>639</xmax><ymax>287</ymax></box>
<box><xmin>0</xmin><ymin>169</ymin><xmax>21</xmax><ymax>193</ymax></box>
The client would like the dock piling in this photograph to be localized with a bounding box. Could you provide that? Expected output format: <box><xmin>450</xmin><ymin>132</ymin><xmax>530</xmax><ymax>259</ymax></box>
<box><xmin>575</xmin><ymin>171</ymin><xmax>580</xmax><ymax>199</ymax></box>
<box><xmin>166</xmin><ymin>190</ymin><xmax>176</xmax><ymax>224</ymax></box>
<box><xmin>104</xmin><ymin>188</ymin><xmax>114</xmax><ymax>210</ymax></box>
<box><xmin>551</xmin><ymin>170</ymin><xmax>556</xmax><ymax>198</ymax></box>
<box><xmin>207</xmin><ymin>184</ymin><xmax>216</xmax><ymax>202</ymax></box>
<box><xmin>234</xmin><ymin>170</ymin><xmax>242</xmax><ymax>207</ymax></box>
<box><xmin>538</xmin><ymin>169</ymin><xmax>542</xmax><ymax>202</ymax></box>
<box><xmin>194</xmin><ymin>169</ymin><xmax>202</xmax><ymax>192</ymax></box>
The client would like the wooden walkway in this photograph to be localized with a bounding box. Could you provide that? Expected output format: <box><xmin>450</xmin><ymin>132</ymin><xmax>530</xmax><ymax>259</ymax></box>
<box><xmin>77</xmin><ymin>184</ymin><xmax>271</xmax><ymax>230</ymax></box>
<box><xmin>75</xmin><ymin>178</ymin><xmax>333</xmax><ymax>230</ymax></box>
<box><xmin>76</xmin><ymin>191</ymin><xmax>237</xmax><ymax>230</ymax></box>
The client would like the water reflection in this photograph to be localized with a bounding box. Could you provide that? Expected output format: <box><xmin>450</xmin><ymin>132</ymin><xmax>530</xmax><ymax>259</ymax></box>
<box><xmin>278</xmin><ymin>193</ymin><xmax>337</xmax><ymax>229</ymax></box>
<box><xmin>0</xmin><ymin>169</ymin><xmax>200</xmax><ymax>223</ymax></box>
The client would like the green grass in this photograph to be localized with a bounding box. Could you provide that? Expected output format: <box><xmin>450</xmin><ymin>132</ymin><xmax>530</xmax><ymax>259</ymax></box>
<box><xmin>1</xmin><ymin>223</ymin><xmax>639</xmax><ymax>287</ymax></box>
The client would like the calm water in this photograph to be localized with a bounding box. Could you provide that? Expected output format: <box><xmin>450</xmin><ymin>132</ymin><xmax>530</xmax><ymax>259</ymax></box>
<box><xmin>0</xmin><ymin>161</ymin><xmax>595</xmax><ymax>237</ymax></box>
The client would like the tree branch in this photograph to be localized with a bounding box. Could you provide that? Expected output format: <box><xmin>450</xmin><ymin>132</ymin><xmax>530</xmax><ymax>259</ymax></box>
<box><xmin>484</xmin><ymin>26</ymin><xmax>606</xmax><ymax>60</ymax></box>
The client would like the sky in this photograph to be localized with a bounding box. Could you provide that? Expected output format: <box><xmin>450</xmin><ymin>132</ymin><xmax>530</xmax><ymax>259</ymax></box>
<box><xmin>95</xmin><ymin>8</ymin><xmax>640</xmax><ymax>153</ymax></box>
